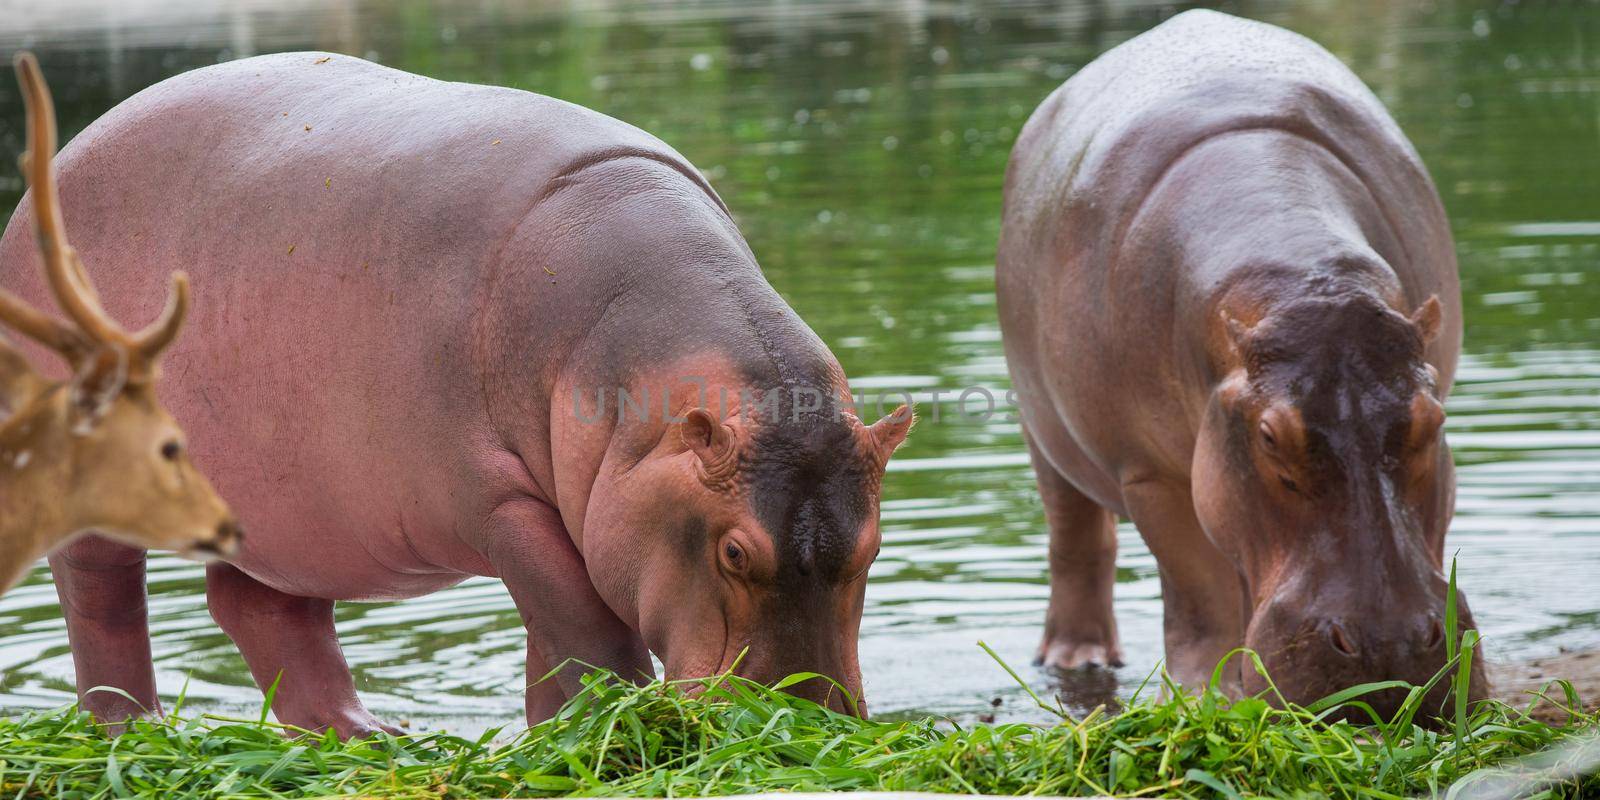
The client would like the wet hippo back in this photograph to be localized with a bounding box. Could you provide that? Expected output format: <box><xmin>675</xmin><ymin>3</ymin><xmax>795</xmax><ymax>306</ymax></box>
<box><xmin>1000</xmin><ymin>9</ymin><xmax>1459</xmax><ymax>502</ymax></box>
<box><xmin>1004</xmin><ymin>7</ymin><xmax>1449</xmax><ymax>276</ymax></box>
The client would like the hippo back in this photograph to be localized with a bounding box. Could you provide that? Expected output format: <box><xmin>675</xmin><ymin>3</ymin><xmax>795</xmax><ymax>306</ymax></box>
<box><xmin>0</xmin><ymin>54</ymin><xmax>729</xmax><ymax>592</ymax></box>
<box><xmin>996</xmin><ymin>10</ymin><xmax>1460</xmax><ymax>499</ymax></box>
<box><xmin>1001</xmin><ymin>9</ymin><xmax>1451</xmax><ymax>287</ymax></box>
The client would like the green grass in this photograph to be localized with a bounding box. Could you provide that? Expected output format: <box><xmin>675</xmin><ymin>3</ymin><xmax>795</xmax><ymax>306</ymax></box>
<box><xmin>0</xmin><ymin>643</ymin><xmax>1594</xmax><ymax>800</ymax></box>
<box><xmin>0</xmin><ymin>571</ymin><xmax>1591</xmax><ymax>799</ymax></box>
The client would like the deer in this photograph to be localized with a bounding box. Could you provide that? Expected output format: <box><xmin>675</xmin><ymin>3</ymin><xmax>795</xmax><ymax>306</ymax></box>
<box><xmin>0</xmin><ymin>53</ymin><xmax>241</xmax><ymax>594</ymax></box>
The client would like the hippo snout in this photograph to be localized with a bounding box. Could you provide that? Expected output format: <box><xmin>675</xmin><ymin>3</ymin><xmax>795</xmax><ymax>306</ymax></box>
<box><xmin>1320</xmin><ymin>614</ymin><xmax>1445</xmax><ymax>660</ymax></box>
<box><xmin>1244</xmin><ymin>592</ymin><xmax>1486</xmax><ymax>721</ymax></box>
<box><xmin>780</xmin><ymin>674</ymin><xmax>865</xmax><ymax>717</ymax></box>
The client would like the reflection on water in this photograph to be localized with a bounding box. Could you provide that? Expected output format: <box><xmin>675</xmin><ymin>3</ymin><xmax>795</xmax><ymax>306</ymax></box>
<box><xmin>0</xmin><ymin>0</ymin><xmax>1596</xmax><ymax>728</ymax></box>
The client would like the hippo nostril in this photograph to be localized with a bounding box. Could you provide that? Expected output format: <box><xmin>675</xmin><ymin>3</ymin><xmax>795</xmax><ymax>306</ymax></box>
<box><xmin>1424</xmin><ymin>616</ymin><xmax>1444</xmax><ymax>650</ymax></box>
<box><xmin>1327</xmin><ymin>622</ymin><xmax>1358</xmax><ymax>657</ymax></box>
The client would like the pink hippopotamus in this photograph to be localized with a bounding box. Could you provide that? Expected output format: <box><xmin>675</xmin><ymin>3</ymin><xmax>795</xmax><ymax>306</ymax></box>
<box><xmin>1</xmin><ymin>53</ymin><xmax>912</xmax><ymax>736</ymax></box>
<box><xmin>997</xmin><ymin>10</ymin><xmax>1487</xmax><ymax>715</ymax></box>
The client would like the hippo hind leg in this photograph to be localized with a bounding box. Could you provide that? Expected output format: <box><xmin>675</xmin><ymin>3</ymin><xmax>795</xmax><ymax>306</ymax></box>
<box><xmin>206</xmin><ymin>563</ymin><xmax>399</xmax><ymax>739</ymax></box>
<box><xmin>50</xmin><ymin>536</ymin><xmax>161</xmax><ymax>725</ymax></box>
<box><xmin>1028</xmin><ymin>437</ymin><xmax>1124</xmax><ymax>671</ymax></box>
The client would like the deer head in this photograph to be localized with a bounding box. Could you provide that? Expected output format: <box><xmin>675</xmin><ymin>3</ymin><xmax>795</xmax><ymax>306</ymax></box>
<box><xmin>0</xmin><ymin>53</ymin><xmax>240</xmax><ymax>592</ymax></box>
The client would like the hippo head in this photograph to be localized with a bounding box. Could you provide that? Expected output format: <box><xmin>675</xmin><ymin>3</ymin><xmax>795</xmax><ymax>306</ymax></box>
<box><xmin>588</xmin><ymin>393</ymin><xmax>912</xmax><ymax>716</ymax></box>
<box><xmin>1192</xmin><ymin>289</ymin><xmax>1486</xmax><ymax>716</ymax></box>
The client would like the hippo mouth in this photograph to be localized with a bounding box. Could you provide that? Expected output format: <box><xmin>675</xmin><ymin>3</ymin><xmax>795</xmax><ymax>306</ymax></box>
<box><xmin>705</xmin><ymin>619</ymin><xmax>742</xmax><ymax>680</ymax></box>
<box><xmin>663</xmin><ymin>617</ymin><xmax>738</xmax><ymax>690</ymax></box>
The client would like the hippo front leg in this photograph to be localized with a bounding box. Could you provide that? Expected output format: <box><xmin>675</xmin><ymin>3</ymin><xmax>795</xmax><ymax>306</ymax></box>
<box><xmin>1121</xmin><ymin>479</ymin><xmax>1249</xmax><ymax>693</ymax></box>
<box><xmin>481</xmin><ymin>498</ymin><xmax>653</xmax><ymax>723</ymax></box>
<box><xmin>206</xmin><ymin>563</ymin><xmax>399</xmax><ymax>739</ymax></box>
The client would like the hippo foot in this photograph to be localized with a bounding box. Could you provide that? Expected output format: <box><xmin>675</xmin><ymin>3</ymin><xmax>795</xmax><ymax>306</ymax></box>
<box><xmin>277</xmin><ymin>703</ymin><xmax>405</xmax><ymax>740</ymax></box>
<box><xmin>81</xmin><ymin>693</ymin><xmax>163</xmax><ymax>736</ymax></box>
<box><xmin>81</xmin><ymin>687</ymin><xmax>161</xmax><ymax>722</ymax></box>
<box><xmin>1035</xmin><ymin>634</ymin><xmax>1124</xmax><ymax>672</ymax></box>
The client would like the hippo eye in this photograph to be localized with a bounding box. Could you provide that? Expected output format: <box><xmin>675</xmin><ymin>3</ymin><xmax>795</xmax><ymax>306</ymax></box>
<box><xmin>1258</xmin><ymin>422</ymin><xmax>1278</xmax><ymax>449</ymax></box>
<box><xmin>723</xmin><ymin>541</ymin><xmax>745</xmax><ymax>567</ymax></box>
<box><xmin>160</xmin><ymin>440</ymin><xmax>182</xmax><ymax>461</ymax></box>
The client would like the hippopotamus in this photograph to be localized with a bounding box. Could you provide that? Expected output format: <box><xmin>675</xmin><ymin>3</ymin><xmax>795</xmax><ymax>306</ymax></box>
<box><xmin>0</xmin><ymin>53</ymin><xmax>911</xmax><ymax>736</ymax></box>
<box><xmin>997</xmin><ymin>10</ymin><xmax>1487</xmax><ymax>713</ymax></box>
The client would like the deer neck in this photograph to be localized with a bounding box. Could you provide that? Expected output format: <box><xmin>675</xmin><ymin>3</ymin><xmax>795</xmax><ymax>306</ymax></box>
<box><xmin>0</xmin><ymin>383</ymin><xmax>77</xmax><ymax>563</ymax></box>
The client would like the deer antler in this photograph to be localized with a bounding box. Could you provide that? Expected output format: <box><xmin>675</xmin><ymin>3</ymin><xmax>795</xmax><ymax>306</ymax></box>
<box><xmin>0</xmin><ymin>285</ymin><xmax>90</xmax><ymax>359</ymax></box>
<box><xmin>8</xmin><ymin>52</ymin><xmax>190</xmax><ymax>379</ymax></box>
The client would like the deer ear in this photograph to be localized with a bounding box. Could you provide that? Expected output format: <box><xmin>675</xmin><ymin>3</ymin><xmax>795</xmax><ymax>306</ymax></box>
<box><xmin>868</xmin><ymin>404</ymin><xmax>915</xmax><ymax>461</ymax></box>
<box><xmin>68</xmin><ymin>345</ymin><xmax>127</xmax><ymax>432</ymax></box>
<box><xmin>0</xmin><ymin>335</ymin><xmax>42</xmax><ymax>409</ymax></box>
<box><xmin>1411</xmin><ymin>295</ymin><xmax>1443</xmax><ymax>345</ymax></box>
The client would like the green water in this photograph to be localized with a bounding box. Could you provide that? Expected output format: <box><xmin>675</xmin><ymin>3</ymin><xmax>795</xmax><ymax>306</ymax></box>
<box><xmin>0</xmin><ymin>0</ymin><xmax>1596</xmax><ymax>729</ymax></box>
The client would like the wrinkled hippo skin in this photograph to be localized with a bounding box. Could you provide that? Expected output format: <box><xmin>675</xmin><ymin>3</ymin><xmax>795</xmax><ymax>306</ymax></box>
<box><xmin>0</xmin><ymin>53</ymin><xmax>911</xmax><ymax>736</ymax></box>
<box><xmin>997</xmin><ymin>10</ymin><xmax>1486</xmax><ymax>716</ymax></box>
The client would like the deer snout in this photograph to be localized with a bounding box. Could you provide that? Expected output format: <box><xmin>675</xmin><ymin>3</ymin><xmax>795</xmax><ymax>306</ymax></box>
<box><xmin>184</xmin><ymin>519</ymin><xmax>243</xmax><ymax>561</ymax></box>
<box><xmin>212</xmin><ymin>519</ymin><xmax>244</xmax><ymax>555</ymax></box>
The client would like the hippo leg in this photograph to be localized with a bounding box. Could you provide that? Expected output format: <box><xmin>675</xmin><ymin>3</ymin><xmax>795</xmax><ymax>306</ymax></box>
<box><xmin>1122</xmin><ymin>480</ymin><xmax>1248</xmax><ymax>693</ymax></box>
<box><xmin>523</xmin><ymin>647</ymin><xmax>566</xmax><ymax>722</ymax></box>
<box><xmin>205</xmin><ymin>563</ymin><xmax>398</xmax><ymax>738</ymax></box>
<box><xmin>1029</xmin><ymin>442</ymin><xmax>1123</xmax><ymax>671</ymax></box>
<box><xmin>481</xmin><ymin>498</ymin><xmax>654</xmax><ymax>724</ymax></box>
<box><xmin>50</xmin><ymin>536</ymin><xmax>161</xmax><ymax>724</ymax></box>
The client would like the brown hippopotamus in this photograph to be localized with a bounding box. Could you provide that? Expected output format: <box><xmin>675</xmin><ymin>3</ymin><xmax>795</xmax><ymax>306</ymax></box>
<box><xmin>997</xmin><ymin>10</ymin><xmax>1487</xmax><ymax>714</ymax></box>
<box><xmin>0</xmin><ymin>53</ymin><xmax>911</xmax><ymax>736</ymax></box>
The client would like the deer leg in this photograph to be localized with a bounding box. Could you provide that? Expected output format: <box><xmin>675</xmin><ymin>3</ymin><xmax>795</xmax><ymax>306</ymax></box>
<box><xmin>50</xmin><ymin>536</ymin><xmax>161</xmax><ymax>724</ymax></box>
<box><xmin>206</xmin><ymin>563</ymin><xmax>398</xmax><ymax>739</ymax></box>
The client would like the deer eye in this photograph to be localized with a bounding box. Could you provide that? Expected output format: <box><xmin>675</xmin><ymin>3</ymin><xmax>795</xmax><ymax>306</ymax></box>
<box><xmin>160</xmin><ymin>441</ymin><xmax>182</xmax><ymax>461</ymax></box>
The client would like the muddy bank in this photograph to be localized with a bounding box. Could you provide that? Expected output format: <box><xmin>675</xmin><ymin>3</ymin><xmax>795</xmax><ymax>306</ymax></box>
<box><xmin>1494</xmin><ymin>649</ymin><xmax>1600</xmax><ymax>724</ymax></box>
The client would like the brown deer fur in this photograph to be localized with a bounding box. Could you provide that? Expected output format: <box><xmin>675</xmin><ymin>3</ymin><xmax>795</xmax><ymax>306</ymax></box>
<box><xmin>0</xmin><ymin>53</ymin><xmax>240</xmax><ymax>593</ymax></box>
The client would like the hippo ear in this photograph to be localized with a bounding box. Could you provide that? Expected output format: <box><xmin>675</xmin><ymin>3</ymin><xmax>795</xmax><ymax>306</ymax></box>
<box><xmin>868</xmin><ymin>404</ymin><xmax>915</xmax><ymax>462</ymax></box>
<box><xmin>1411</xmin><ymin>295</ymin><xmax>1442</xmax><ymax>346</ymax></box>
<box><xmin>1220</xmin><ymin>310</ymin><xmax>1254</xmax><ymax>362</ymax></box>
<box><xmin>681</xmin><ymin>408</ymin><xmax>737</xmax><ymax>485</ymax></box>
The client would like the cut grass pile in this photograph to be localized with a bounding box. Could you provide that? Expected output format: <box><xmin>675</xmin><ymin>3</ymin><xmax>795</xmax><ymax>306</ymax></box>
<box><xmin>0</xmin><ymin>644</ymin><xmax>1594</xmax><ymax>799</ymax></box>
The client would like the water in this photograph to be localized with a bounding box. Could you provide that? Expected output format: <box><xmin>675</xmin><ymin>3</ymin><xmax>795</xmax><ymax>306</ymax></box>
<box><xmin>0</xmin><ymin>0</ymin><xmax>1596</xmax><ymax>730</ymax></box>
